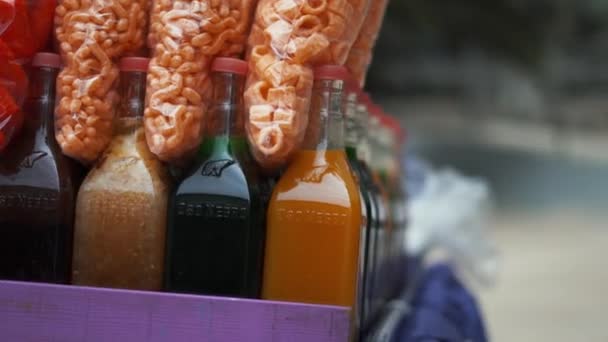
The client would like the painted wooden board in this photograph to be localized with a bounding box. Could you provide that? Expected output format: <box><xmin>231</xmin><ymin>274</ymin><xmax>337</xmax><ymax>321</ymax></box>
<box><xmin>0</xmin><ymin>281</ymin><xmax>351</xmax><ymax>342</ymax></box>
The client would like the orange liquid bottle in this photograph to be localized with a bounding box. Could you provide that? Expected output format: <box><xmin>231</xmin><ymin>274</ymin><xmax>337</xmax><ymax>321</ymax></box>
<box><xmin>263</xmin><ymin>66</ymin><xmax>362</xmax><ymax>307</ymax></box>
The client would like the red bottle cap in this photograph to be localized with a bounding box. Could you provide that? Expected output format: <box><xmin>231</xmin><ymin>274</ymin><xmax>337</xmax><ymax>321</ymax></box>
<box><xmin>359</xmin><ymin>91</ymin><xmax>374</xmax><ymax>108</ymax></box>
<box><xmin>120</xmin><ymin>57</ymin><xmax>150</xmax><ymax>72</ymax></box>
<box><xmin>31</xmin><ymin>53</ymin><xmax>61</xmax><ymax>68</ymax></box>
<box><xmin>314</xmin><ymin>65</ymin><xmax>350</xmax><ymax>81</ymax></box>
<box><xmin>344</xmin><ymin>73</ymin><xmax>358</xmax><ymax>94</ymax></box>
<box><xmin>211</xmin><ymin>57</ymin><xmax>248</xmax><ymax>75</ymax></box>
<box><xmin>368</xmin><ymin>103</ymin><xmax>383</xmax><ymax>119</ymax></box>
<box><xmin>379</xmin><ymin>111</ymin><xmax>407</xmax><ymax>144</ymax></box>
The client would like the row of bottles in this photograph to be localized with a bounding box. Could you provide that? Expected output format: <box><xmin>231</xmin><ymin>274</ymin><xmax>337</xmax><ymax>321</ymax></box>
<box><xmin>0</xmin><ymin>54</ymin><xmax>407</xmax><ymax>329</ymax></box>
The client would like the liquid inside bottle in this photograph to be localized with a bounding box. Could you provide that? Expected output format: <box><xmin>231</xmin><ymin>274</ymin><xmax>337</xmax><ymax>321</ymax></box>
<box><xmin>165</xmin><ymin>58</ymin><xmax>266</xmax><ymax>298</ymax></box>
<box><xmin>344</xmin><ymin>84</ymin><xmax>383</xmax><ymax>329</ymax></box>
<box><xmin>366</xmin><ymin>103</ymin><xmax>395</xmax><ymax>310</ymax></box>
<box><xmin>71</xmin><ymin>58</ymin><xmax>171</xmax><ymax>290</ymax></box>
<box><xmin>0</xmin><ymin>53</ymin><xmax>80</xmax><ymax>283</ymax></box>
<box><xmin>263</xmin><ymin>66</ymin><xmax>362</xmax><ymax>307</ymax></box>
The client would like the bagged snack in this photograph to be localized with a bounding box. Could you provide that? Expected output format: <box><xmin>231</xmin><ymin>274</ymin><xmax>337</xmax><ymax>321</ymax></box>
<box><xmin>2</xmin><ymin>0</ymin><xmax>56</xmax><ymax>59</ymax></box>
<box><xmin>144</xmin><ymin>0</ymin><xmax>257</xmax><ymax>163</ymax></box>
<box><xmin>54</xmin><ymin>0</ymin><xmax>149</xmax><ymax>163</ymax></box>
<box><xmin>0</xmin><ymin>1</ymin><xmax>15</xmax><ymax>36</ymax></box>
<box><xmin>244</xmin><ymin>0</ymin><xmax>370</xmax><ymax>170</ymax></box>
<box><xmin>345</xmin><ymin>0</ymin><xmax>388</xmax><ymax>87</ymax></box>
<box><xmin>0</xmin><ymin>0</ymin><xmax>56</xmax><ymax>151</ymax></box>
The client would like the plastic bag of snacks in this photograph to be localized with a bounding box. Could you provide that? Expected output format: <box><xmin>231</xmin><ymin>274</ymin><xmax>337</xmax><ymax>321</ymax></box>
<box><xmin>345</xmin><ymin>0</ymin><xmax>388</xmax><ymax>86</ymax></box>
<box><xmin>54</xmin><ymin>0</ymin><xmax>149</xmax><ymax>163</ymax></box>
<box><xmin>244</xmin><ymin>0</ymin><xmax>370</xmax><ymax>170</ymax></box>
<box><xmin>0</xmin><ymin>0</ymin><xmax>56</xmax><ymax>151</ymax></box>
<box><xmin>2</xmin><ymin>0</ymin><xmax>56</xmax><ymax>59</ymax></box>
<box><xmin>144</xmin><ymin>0</ymin><xmax>257</xmax><ymax>163</ymax></box>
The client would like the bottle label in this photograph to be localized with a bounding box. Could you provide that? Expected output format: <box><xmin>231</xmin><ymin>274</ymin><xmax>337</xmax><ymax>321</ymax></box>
<box><xmin>19</xmin><ymin>151</ymin><xmax>48</xmax><ymax>169</ymax></box>
<box><xmin>0</xmin><ymin>190</ymin><xmax>58</xmax><ymax>212</ymax></box>
<box><xmin>275</xmin><ymin>208</ymin><xmax>348</xmax><ymax>226</ymax></box>
<box><xmin>176</xmin><ymin>201</ymin><xmax>248</xmax><ymax>220</ymax></box>
<box><xmin>201</xmin><ymin>159</ymin><xmax>235</xmax><ymax>177</ymax></box>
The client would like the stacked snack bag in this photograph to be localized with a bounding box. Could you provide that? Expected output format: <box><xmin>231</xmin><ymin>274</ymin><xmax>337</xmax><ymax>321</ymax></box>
<box><xmin>0</xmin><ymin>0</ymin><xmax>56</xmax><ymax>151</ymax></box>
<box><xmin>346</xmin><ymin>0</ymin><xmax>389</xmax><ymax>86</ymax></box>
<box><xmin>54</xmin><ymin>0</ymin><xmax>150</xmax><ymax>164</ymax></box>
<box><xmin>144</xmin><ymin>0</ymin><xmax>257</xmax><ymax>163</ymax></box>
<box><xmin>244</xmin><ymin>0</ymin><xmax>371</xmax><ymax>170</ymax></box>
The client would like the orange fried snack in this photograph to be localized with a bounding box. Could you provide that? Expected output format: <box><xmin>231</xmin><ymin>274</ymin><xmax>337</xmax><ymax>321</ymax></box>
<box><xmin>54</xmin><ymin>0</ymin><xmax>150</xmax><ymax>164</ymax></box>
<box><xmin>144</xmin><ymin>0</ymin><xmax>256</xmax><ymax>163</ymax></box>
<box><xmin>244</xmin><ymin>0</ymin><xmax>369</xmax><ymax>170</ymax></box>
<box><xmin>345</xmin><ymin>0</ymin><xmax>388</xmax><ymax>87</ymax></box>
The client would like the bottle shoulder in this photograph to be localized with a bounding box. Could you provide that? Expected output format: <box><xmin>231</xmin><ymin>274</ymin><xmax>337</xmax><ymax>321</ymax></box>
<box><xmin>174</xmin><ymin>156</ymin><xmax>256</xmax><ymax>201</ymax></box>
<box><xmin>272</xmin><ymin>156</ymin><xmax>361</xmax><ymax>209</ymax></box>
<box><xmin>80</xmin><ymin>133</ymin><xmax>169</xmax><ymax>196</ymax></box>
<box><xmin>0</xmin><ymin>144</ymin><xmax>73</xmax><ymax>192</ymax></box>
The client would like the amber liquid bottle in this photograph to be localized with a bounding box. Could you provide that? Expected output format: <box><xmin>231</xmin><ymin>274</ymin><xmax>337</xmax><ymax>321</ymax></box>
<box><xmin>263</xmin><ymin>66</ymin><xmax>362</xmax><ymax>308</ymax></box>
<box><xmin>165</xmin><ymin>58</ymin><xmax>266</xmax><ymax>298</ymax></box>
<box><xmin>0</xmin><ymin>53</ymin><xmax>79</xmax><ymax>283</ymax></box>
<box><xmin>71</xmin><ymin>58</ymin><xmax>171</xmax><ymax>290</ymax></box>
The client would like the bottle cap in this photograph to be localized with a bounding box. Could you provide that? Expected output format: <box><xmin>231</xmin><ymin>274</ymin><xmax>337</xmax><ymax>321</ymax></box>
<box><xmin>314</xmin><ymin>65</ymin><xmax>350</xmax><ymax>81</ymax></box>
<box><xmin>379</xmin><ymin>111</ymin><xmax>407</xmax><ymax>144</ymax></box>
<box><xmin>359</xmin><ymin>91</ymin><xmax>373</xmax><ymax>107</ymax></box>
<box><xmin>211</xmin><ymin>57</ymin><xmax>248</xmax><ymax>75</ymax></box>
<box><xmin>119</xmin><ymin>57</ymin><xmax>150</xmax><ymax>72</ymax></box>
<box><xmin>31</xmin><ymin>53</ymin><xmax>61</xmax><ymax>68</ymax></box>
<box><xmin>344</xmin><ymin>72</ymin><xmax>358</xmax><ymax>95</ymax></box>
<box><xmin>368</xmin><ymin>102</ymin><xmax>383</xmax><ymax>119</ymax></box>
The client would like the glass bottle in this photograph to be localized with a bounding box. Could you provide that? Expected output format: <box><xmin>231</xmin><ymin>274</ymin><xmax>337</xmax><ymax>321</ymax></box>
<box><xmin>263</xmin><ymin>65</ymin><xmax>362</xmax><ymax>308</ymax></box>
<box><xmin>165</xmin><ymin>58</ymin><xmax>266</xmax><ymax>298</ymax></box>
<box><xmin>0</xmin><ymin>53</ymin><xmax>79</xmax><ymax>283</ymax></box>
<box><xmin>367</xmin><ymin>105</ymin><xmax>394</xmax><ymax>307</ymax></box>
<box><xmin>343</xmin><ymin>80</ymin><xmax>380</xmax><ymax>330</ymax></box>
<box><xmin>71</xmin><ymin>57</ymin><xmax>171</xmax><ymax>290</ymax></box>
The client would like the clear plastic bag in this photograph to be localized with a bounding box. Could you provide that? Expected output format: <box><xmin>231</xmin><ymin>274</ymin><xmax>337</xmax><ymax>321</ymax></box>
<box><xmin>54</xmin><ymin>0</ymin><xmax>149</xmax><ymax>164</ymax></box>
<box><xmin>407</xmin><ymin>167</ymin><xmax>499</xmax><ymax>287</ymax></box>
<box><xmin>244</xmin><ymin>0</ymin><xmax>370</xmax><ymax>170</ymax></box>
<box><xmin>144</xmin><ymin>0</ymin><xmax>256</xmax><ymax>163</ymax></box>
<box><xmin>345</xmin><ymin>0</ymin><xmax>388</xmax><ymax>87</ymax></box>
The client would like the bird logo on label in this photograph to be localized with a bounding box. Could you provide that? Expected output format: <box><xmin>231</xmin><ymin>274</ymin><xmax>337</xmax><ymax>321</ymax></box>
<box><xmin>201</xmin><ymin>159</ymin><xmax>235</xmax><ymax>177</ymax></box>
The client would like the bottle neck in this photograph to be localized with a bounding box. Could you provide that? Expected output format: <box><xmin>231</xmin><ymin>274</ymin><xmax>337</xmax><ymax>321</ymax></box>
<box><xmin>207</xmin><ymin>72</ymin><xmax>246</xmax><ymax>138</ymax></box>
<box><xmin>115</xmin><ymin>70</ymin><xmax>147</xmax><ymax>133</ymax></box>
<box><xmin>356</xmin><ymin>103</ymin><xmax>371</xmax><ymax>163</ymax></box>
<box><xmin>118</xmin><ymin>71</ymin><xmax>147</xmax><ymax>119</ymax></box>
<box><xmin>303</xmin><ymin>79</ymin><xmax>345</xmax><ymax>151</ymax></box>
<box><xmin>23</xmin><ymin>66</ymin><xmax>59</xmax><ymax>135</ymax></box>
<box><xmin>198</xmin><ymin>72</ymin><xmax>247</xmax><ymax>158</ymax></box>
<box><xmin>344</xmin><ymin>91</ymin><xmax>359</xmax><ymax>160</ymax></box>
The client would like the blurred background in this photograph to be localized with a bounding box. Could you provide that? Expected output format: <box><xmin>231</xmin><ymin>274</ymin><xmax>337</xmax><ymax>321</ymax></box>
<box><xmin>367</xmin><ymin>1</ymin><xmax>608</xmax><ymax>340</ymax></box>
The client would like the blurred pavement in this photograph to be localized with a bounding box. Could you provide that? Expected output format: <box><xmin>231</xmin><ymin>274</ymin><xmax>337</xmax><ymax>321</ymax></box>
<box><xmin>481</xmin><ymin>211</ymin><xmax>608</xmax><ymax>341</ymax></box>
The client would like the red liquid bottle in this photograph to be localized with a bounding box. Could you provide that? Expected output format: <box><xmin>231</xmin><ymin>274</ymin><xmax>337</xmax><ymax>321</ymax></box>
<box><xmin>0</xmin><ymin>53</ymin><xmax>79</xmax><ymax>283</ymax></box>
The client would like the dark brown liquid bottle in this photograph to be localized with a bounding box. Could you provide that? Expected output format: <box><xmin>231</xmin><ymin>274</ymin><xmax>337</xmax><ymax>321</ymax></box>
<box><xmin>0</xmin><ymin>53</ymin><xmax>79</xmax><ymax>283</ymax></box>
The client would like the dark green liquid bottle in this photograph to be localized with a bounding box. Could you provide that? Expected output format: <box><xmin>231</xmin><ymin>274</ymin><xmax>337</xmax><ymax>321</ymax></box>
<box><xmin>165</xmin><ymin>58</ymin><xmax>266</xmax><ymax>298</ymax></box>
